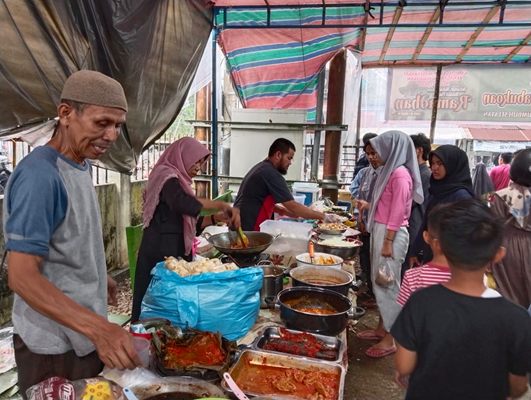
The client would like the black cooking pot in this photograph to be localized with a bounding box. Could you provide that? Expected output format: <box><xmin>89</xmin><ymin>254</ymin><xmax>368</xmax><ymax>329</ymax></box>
<box><xmin>290</xmin><ymin>265</ymin><xmax>362</xmax><ymax>296</ymax></box>
<box><xmin>265</xmin><ymin>287</ymin><xmax>365</xmax><ymax>336</ymax></box>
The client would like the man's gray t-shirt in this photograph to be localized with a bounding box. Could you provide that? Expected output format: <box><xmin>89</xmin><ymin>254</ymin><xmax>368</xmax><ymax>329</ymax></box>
<box><xmin>3</xmin><ymin>146</ymin><xmax>107</xmax><ymax>357</ymax></box>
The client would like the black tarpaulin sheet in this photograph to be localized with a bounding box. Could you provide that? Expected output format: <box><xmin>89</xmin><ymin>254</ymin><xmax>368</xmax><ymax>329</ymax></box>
<box><xmin>0</xmin><ymin>0</ymin><xmax>213</xmax><ymax>173</ymax></box>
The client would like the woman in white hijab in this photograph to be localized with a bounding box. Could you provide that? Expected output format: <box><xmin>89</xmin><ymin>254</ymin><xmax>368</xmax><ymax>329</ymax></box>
<box><xmin>357</xmin><ymin>130</ymin><xmax>424</xmax><ymax>358</ymax></box>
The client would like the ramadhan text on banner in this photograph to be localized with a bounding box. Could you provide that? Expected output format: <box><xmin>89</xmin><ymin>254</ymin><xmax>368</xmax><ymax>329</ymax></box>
<box><xmin>387</xmin><ymin>65</ymin><xmax>531</xmax><ymax>123</ymax></box>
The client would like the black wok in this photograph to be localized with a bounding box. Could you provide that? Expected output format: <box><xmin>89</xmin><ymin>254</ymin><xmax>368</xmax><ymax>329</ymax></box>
<box><xmin>202</xmin><ymin>231</ymin><xmax>278</xmax><ymax>256</ymax></box>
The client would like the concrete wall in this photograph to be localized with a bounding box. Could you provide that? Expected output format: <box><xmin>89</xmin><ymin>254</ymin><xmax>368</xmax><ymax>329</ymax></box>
<box><xmin>131</xmin><ymin>180</ymin><xmax>148</xmax><ymax>226</ymax></box>
<box><xmin>96</xmin><ymin>183</ymin><xmax>118</xmax><ymax>272</ymax></box>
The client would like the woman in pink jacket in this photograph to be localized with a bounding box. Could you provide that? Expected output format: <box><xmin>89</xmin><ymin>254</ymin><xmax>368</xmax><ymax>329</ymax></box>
<box><xmin>357</xmin><ymin>130</ymin><xmax>424</xmax><ymax>358</ymax></box>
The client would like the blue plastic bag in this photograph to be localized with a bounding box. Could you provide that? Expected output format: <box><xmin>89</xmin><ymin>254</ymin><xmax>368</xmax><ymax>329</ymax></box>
<box><xmin>140</xmin><ymin>262</ymin><xmax>263</xmax><ymax>341</ymax></box>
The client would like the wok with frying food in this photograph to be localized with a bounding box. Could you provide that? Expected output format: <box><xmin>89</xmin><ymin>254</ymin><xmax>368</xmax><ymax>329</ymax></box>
<box><xmin>222</xmin><ymin>350</ymin><xmax>345</xmax><ymax>400</ymax></box>
<box><xmin>203</xmin><ymin>231</ymin><xmax>278</xmax><ymax>256</ymax></box>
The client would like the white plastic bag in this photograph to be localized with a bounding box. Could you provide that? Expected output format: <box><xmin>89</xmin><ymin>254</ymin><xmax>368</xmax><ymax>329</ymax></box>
<box><xmin>375</xmin><ymin>258</ymin><xmax>396</xmax><ymax>288</ymax></box>
<box><xmin>102</xmin><ymin>367</ymin><xmax>160</xmax><ymax>388</ymax></box>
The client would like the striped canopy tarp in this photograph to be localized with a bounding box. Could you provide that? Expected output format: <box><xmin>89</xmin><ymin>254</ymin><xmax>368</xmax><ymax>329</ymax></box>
<box><xmin>213</xmin><ymin>1</ymin><xmax>531</xmax><ymax>113</ymax></box>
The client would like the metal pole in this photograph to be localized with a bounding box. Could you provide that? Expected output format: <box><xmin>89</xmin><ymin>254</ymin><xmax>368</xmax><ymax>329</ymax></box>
<box><xmin>311</xmin><ymin>68</ymin><xmax>326</xmax><ymax>181</ymax></box>
<box><xmin>429</xmin><ymin>64</ymin><xmax>443</xmax><ymax>143</ymax></box>
<box><xmin>354</xmin><ymin>80</ymin><xmax>363</xmax><ymax>161</ymax></box>
<box><xmin>211</xmin><ymin>26</ymin><xmax>219</xmax><ymax>198</ymax></box>
<box><xmin>322</xmin><ymin>49</ymin><xmax>347</xmax><ymax>204</ymax></box>
<box><xmin>195</xmin><ymin>85</ymin><xmax>208</xmax><ymax>198</ymax></box>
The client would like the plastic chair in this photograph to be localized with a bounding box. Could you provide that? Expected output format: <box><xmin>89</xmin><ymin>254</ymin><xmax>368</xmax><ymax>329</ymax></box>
<box><xmin>126</xmin><ymin>224</ymin><xmax>144</xmax><ymax>291</ymax></box>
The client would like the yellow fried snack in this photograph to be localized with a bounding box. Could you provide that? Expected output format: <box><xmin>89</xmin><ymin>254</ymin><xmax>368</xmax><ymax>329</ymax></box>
<box><xmin>81</xmin><ymin>380</ymin><xmax>113</xmax><ymax>400</ymax></box>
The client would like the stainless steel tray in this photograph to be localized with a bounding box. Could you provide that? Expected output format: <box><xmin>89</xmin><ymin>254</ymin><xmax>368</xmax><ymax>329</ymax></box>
<box><xmin>222</xmin><ymin>350</ymin><xmax>345</xmax><ymax>400</ymax></box>
<box><xmin>251</xmin><ymin>326</ymin><xmax>344</xmax><ymax>364</ymax></box>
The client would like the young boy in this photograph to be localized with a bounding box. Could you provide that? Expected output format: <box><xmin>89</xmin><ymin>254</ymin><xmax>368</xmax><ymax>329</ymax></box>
<box><xmin>397</xmin><ymin>206</ymin><xmax>451</xmax><ymax>307</ymax></box>
<box><xmin>391</xmin><ymin>199</ymin><xmax>531</xmax><ymax>400</ymax></box>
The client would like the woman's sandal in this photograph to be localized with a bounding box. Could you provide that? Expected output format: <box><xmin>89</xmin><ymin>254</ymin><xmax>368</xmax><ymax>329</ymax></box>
<box><xmin>356</xmin><ymin>330</ymin><xmax>385</xmax><ymax>340</ymax></box>
<box><xmin>365</xmin><ymin>345</ymin><xmax>397</xmax><ymax>358</ymax></box>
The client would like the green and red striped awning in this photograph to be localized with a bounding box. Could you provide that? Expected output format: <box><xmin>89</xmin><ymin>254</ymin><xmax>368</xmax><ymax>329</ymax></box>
<box><xmin>213</xmin><ymin>1</ymin><xmax>531</xmax><ymax>114</ymax></box>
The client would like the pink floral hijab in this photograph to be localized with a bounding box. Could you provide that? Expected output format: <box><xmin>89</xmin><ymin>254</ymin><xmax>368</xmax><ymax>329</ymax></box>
<box><xmin>142</xmin><ymin>137</ymin><xmax>211</xmax><ymax>255</ymax></box>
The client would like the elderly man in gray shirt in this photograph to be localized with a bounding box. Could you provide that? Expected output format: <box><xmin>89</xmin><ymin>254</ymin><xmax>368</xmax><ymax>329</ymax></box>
<box><xmin>4</xmin><ymin>71</ymin><xmax>141</xmax><ymax>394</ymax></box>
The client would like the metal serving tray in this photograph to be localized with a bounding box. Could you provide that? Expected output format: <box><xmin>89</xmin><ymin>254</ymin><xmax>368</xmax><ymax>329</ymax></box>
<box><xmin>251</xmin><ymin>326</ymin><xmax>344</xmax><ymax>364</ymax></box>
<box><xmin>222</xmin><ymin>350</ymin><xmax>345</xmax><ymax>400</ymax></box>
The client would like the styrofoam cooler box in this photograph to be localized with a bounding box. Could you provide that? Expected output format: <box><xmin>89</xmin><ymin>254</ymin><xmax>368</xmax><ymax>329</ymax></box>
<box><xmin>292</xmin><ymin>182</ymin><xmax>320</xmax><ymax>206</ymax></box>
<box><xmin>260</xmin><ymin>220</ymin><xmax>312</xmax><ymax>256</ymax></box>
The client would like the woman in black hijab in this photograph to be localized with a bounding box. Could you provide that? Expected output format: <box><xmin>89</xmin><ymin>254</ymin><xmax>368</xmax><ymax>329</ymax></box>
<box><xmin>409</xmin><ymin>145</ymin><xmax>475</xmax><ymax>266</ymax></box>
<box><xmin>472</xmin><ymin>163</ymin><xmax>495</xmax><ymax>200</ymax></box>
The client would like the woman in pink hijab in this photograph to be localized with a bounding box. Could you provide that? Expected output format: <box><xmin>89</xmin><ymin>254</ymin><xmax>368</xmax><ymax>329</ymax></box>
<box><xmin>131</xmin><ymin>137</ymin><xmax>240</xmax><ymax>322</ymax></box>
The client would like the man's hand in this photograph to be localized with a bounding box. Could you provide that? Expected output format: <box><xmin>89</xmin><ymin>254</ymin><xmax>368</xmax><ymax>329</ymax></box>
<box><xmin>107</xmin><ymin>275</ymin><xmax>118</xmax><ymax>306</ymax></box>
<box><xmin>91</xmin><ymin>321</ymin><xmax>143</xmax><ymax>370</ymax></box>
<box><xmin>382</xmin><ymin>240</ymin><xmax>394</xmax><ymax>258</ymax></box>
<box><xmin>356</xmin><ymin>200</ymin><xmax>370</xmax><ymax>212</ymax></box>
<box><xmin>409</xmin><ymin>256</ymin><xmax>420</xmax><ymax>268</ymax></box>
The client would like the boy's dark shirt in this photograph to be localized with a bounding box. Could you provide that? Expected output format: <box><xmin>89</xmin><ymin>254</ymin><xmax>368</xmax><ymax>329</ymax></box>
<box><xmin>391</xmin><ymin>284</ymin><xmax>531</xmax><ymax>400</ymax></box>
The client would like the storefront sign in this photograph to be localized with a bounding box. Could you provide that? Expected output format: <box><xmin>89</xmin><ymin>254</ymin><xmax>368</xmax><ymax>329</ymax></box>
<box><xmin>473</xmin><ymin>140</ymin><xmax>530</xmax><ymax>153</ymax></box>
<box><xmin>388</xmin><ymin>65</ymin><xmax>531</xmax><ymax>123</ymax></box>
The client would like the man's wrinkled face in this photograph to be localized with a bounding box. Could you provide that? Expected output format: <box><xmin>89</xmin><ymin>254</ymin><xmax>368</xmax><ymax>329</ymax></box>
<box><xmin>60</xmin><ymin>104</ymin><xmax>125</xmax><ymax>163</ymax></box>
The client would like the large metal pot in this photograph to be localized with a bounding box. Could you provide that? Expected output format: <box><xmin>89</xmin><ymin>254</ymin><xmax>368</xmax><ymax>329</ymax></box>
<box><xmin>290</xmin><ymin>265</ymin><xmax>361</xmax><ymax>296</ymax></box>
<box><xmin>311</xmin><ymin>238</ymin><xmax>363</xmax><ymax>260</ymax></box>
<box><xmin>202</xmin><ymin>231</ymin><xmax>277</xmax><ymax>256</ymax></box>
<box><xmin>132</xmin><ymin>376</ymin><xmax>228</xmax><ymax>399</ymax></box>
<box><xmin>265</xmin><ymin>287</ymin><xmax>365</xmax><ymax>336</ymax></box>
<box><xmin>259</xmin><ymin>263</ymin><xmax>286</xmax><ymax>309</ymax></box>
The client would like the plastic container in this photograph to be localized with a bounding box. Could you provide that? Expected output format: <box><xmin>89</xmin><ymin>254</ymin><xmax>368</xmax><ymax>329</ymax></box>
<box><xmin>293</xmin><ymin>194</ymin><xmax>306</xmax><ymax>205</ymax></box>
<box><xmin>260</xmin><ymin>220</ymin><xmax>312</xmax><ymax>240</ymax></box>
<box><xmin>133</xmin><ymin>336</ymin><xmax>150</xmax><ymax>368</ymax></box>
<box><xmin>292</xmin><ymin>183</ymin><xmax>321</xmax><ymax>206</ymax></box>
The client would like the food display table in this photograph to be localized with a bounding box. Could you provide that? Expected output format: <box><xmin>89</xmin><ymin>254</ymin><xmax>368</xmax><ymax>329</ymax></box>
<box><xmin>235</xmin><ymin>307</ymin><xmax>349</xmax><ymax>398</ymax></box>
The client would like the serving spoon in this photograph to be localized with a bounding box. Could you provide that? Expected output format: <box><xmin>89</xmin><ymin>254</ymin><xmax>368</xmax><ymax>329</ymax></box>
<box><xmin>223</xmin><ymin>372</ymin><xmax>250</xmax><ymax>400</ymax></box>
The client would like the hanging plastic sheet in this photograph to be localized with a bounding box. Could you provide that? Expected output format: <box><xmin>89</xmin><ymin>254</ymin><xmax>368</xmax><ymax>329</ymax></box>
<box><xmin>0</xmin><ymin>0</ymin><xmax>213</xmax><ymax>173</ymax></box>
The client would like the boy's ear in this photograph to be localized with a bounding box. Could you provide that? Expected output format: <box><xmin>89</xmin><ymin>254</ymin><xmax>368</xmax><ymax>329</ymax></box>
<box><xmin>423</xmin><ymin>231</ymin><xmax>430</xmax><ymax>244</ymax></box>
<box><xmin>491</xmin><ymin>246</ymin><xmax>506</xmax><ymax>264</ymax></box>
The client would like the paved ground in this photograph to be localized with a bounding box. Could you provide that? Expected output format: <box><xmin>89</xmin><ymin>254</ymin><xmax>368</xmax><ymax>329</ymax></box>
<box><xmin>344</xmin><ymin>308</ymin><xmax>404</xmax><ymax>400</ymax></box>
